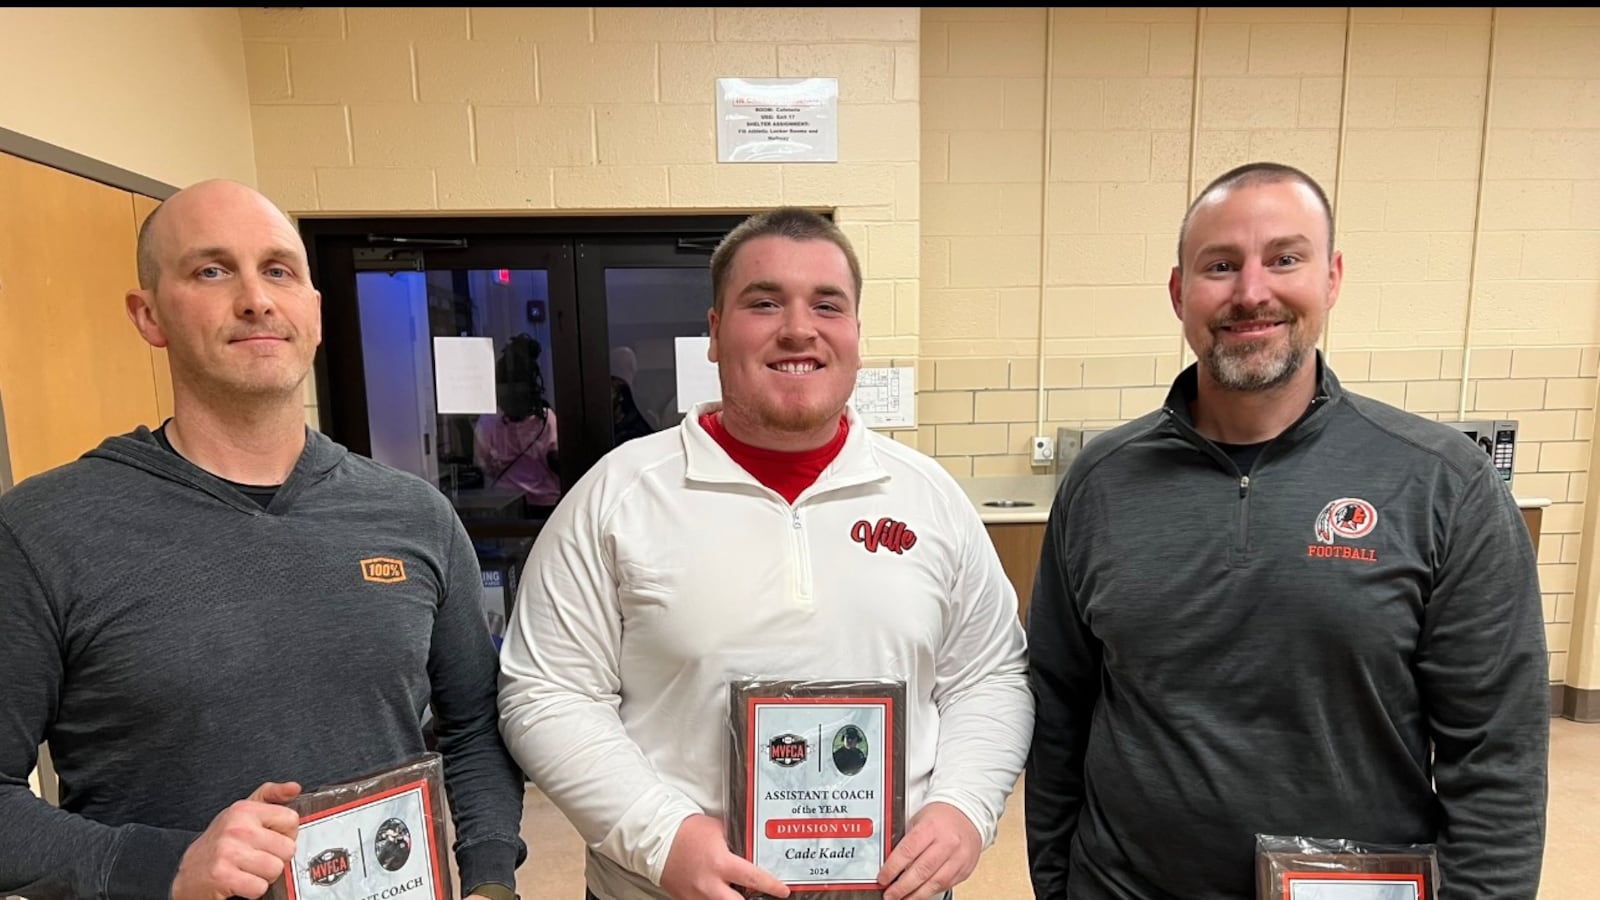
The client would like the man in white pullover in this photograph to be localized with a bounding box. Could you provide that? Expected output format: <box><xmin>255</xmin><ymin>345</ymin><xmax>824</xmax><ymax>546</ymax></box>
<box><xmin>498</xmin><ymin>208</ymin><xmax>1033</xmax><ymax>900</ymax></box>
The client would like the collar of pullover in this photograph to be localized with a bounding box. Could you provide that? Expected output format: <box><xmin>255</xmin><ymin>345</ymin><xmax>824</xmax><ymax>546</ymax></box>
<box><xmin>1160</xmin><ymin>350</ymin><xmax>1342</xmax><ymax>455</ymax></box>
<box><xmin>84</xmin><ymin>425</ymin><xmax>349</xmax><ymax>515</ymax></box>
<box><xmin>679</xmin><ymin>401</ymin><xmax>890</xmax><ymax>503</ymax></box>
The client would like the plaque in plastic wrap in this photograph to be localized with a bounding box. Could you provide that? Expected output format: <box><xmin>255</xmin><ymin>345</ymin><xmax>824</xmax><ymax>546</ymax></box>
<box><xmin>265</xmin><ymin>752</ymin><xmax>454</xmax><ymax>900</ymax></box>
<box><xmin>1257</xmin><ymin>833</ymin><xmax>1438</xmax><ymax>900</ymax></box>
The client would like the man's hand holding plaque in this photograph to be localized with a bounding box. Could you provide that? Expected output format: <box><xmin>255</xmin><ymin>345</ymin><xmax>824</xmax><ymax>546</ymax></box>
<box><xmin>661</xmin><ymin>813</ymin><xmax>791</xmax><ymax>900</ymax></box>
<box><xmin>262</xmin><ymin>753</ymin><xmax>454</xmax><ymax>900</ymax></box>
<box><xmin>173</xmin><ymin>781</ymin><xmax>302</xmax><ymax>900</ymax></box>
<box><xmin>876</xmin><ymin>802</ymin><xmax>980</xmax><ymax>900</ymax></box>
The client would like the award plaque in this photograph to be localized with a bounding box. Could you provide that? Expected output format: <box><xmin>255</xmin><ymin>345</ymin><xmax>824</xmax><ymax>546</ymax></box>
<box><xmin>1256</xmin><ymin>834</ymin><xmax>1438</xmax><ymax>900</ymax></box>
<box><xmin>265</xmin><ymin>753</ymin><xmax>455</xmax><ymax>900</ymax></box>
<box><xmin>728</xmin><ymin>679</ymin><xmax>908</xmax><ymax>899</ymax></box>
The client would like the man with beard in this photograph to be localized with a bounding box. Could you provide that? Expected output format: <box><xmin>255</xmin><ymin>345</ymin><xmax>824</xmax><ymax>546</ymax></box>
<box><xmin>498</xmin><ymin>207</ymin><xmax>1033</xmax><ymax>900</ymax></box>
<box><xmin>1025</xmin><ymin>162</ymin><xmax>1548</xmax><ymax>899</ymax></box>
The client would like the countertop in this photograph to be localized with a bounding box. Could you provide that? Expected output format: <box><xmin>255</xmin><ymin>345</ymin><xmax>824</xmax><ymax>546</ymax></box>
<box><xmin>955</xmin><ymin>475</ymin><xmax>1059</xmax><ymax>524</ymax></box>
<box><xmin>956</xmin><ymin>474</ymin><xmax>1553</xmax><ymax>525</ymax></box>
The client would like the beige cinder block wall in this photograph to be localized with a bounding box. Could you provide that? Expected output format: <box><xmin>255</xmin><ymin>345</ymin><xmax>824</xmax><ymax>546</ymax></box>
<box><xmin>238</xmin><ymin>6</ymin><xmax>924</xmax><ymax>442</ymax></box>
<box><xmin>921</xmin><ymin>7</ymin><xmax>1600</xmax><ymax>696</ymax></box>
<box><xmin>0</xmin><ymin>8</ymin><xmax>256</xmax><ymax>186</ymax></box>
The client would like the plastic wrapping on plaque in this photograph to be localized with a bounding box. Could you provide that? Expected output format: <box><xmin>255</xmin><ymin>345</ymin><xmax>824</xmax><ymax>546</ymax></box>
<box><xmin>727</xmin><ymin>678</ymin><xmax>908</xmax><ymax>899</ymax></box>
<box><xmin>1256</xmin><ymin>833</ymin><xmax>1439</xmax><ymax>900</ymax></box>
<box><xmin>265</xmin><ymin>752</ymin><xmax>454</xmax><ymax>900</ymax></box>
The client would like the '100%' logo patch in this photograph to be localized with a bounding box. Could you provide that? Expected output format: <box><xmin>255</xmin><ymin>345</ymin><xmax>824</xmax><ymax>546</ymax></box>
<box><xmin>361</xmin><ymin>557</ymin><xmax>408</xmax><ymax>583</ymax></box>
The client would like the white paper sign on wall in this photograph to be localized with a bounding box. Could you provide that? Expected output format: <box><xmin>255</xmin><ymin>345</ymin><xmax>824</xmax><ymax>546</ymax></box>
<box><xmin>850</xmin><ymin>366</ymin><xmax>916</xmax><ymax>430</ymax></box>
<box><xmin>716</xmin><ymin>77</ymin><xmax>839</xmax><ymax>164</ymax></box>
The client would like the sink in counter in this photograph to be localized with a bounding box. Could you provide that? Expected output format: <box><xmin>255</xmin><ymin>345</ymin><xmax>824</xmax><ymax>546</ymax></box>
<box><xmin>955</xmin><ymin>474</ymin><xmax>1058</xmax><ymax>524</ymax></box>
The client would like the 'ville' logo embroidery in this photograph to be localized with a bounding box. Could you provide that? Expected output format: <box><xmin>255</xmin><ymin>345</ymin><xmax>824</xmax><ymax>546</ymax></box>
<box><xmin>360</xmin><ymin>557</ymin><xmax>408</xmax><ymax>584</ymax></box>
<box><xmin>851</xmin><ymin>517</ymin><xmax>918</xmax><ymax>554</ymax></box>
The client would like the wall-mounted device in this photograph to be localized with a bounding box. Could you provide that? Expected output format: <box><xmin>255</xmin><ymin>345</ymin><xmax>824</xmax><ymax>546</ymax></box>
<box><xmin>1443</xmin><ymin>419</ymin><xmax>1518</xmax><ymax>485</ymax></box>
<box><xmin>1053</xmin><ymin>427</ymin><xmax>1109</xmax><ymax>485</ymax></box>
<box><xmin>1031</xmin><ymin>435</ymin><xmax>1055</xmax><ymax>467</ymax></box>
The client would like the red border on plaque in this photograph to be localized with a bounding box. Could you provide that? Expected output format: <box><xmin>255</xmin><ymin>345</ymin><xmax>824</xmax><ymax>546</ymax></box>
<box><xmin>745</xmin><ymin>695</ymin><xmax>897</xmax><ymax>892</ymax></box>
<box><xmin>282</xmin><ymin>776</ymin><xmax>443</xmax><ymax>900</ymax></box>
<box><xmin>1282</xmin><ymin>870</ymin><xmax>1425</xmax><ymax>899</ymax></box>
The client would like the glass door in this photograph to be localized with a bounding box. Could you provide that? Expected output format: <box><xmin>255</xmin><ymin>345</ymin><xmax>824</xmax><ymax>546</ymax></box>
<box><xmin>357</xmin><ymin>266</ymin><xmax>563</xmax><ymax>521</ymax></box>
<box><xmin>311</xmin><ymin>234</ymin><xmax>579</xmax><ymax>643</ymax></box>
<box><xmin>366</xmin><ymin>266</ymin><xmax>565</xmax><ymax>641</ymax></box>
<box><xmin>574</xmin><ymin>236</ymin><xmax>723</xmax><ymax>457</ymax></box>
<box><xmin>304</xmin><ymin>215</ymin><xmax>747</xmax><ymax>643</ymax></box>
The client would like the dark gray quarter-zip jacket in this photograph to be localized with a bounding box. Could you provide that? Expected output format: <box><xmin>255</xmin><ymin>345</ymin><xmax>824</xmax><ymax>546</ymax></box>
<box><xmin>0</xmin><ymin>427</ymin><xmax>527</xmax><ymax>898</ymax></box>
<box><xmin>1026</xmin><ymin>358</ymin><xmax>1549</xmax><ymax>900</ymax></box>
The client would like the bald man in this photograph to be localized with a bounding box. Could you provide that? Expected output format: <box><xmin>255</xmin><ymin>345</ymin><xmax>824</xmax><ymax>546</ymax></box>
<box><xmin>0</xmin><ymin>180</ymin><xmax>527</xmax><ymax>900</ymax></box>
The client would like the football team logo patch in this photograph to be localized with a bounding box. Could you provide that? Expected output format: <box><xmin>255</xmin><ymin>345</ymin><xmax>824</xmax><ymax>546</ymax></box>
<box><xmin>1313</xmin><ymin>497</ymin><xmax>1377</xmax><ymax>545</ymax></box>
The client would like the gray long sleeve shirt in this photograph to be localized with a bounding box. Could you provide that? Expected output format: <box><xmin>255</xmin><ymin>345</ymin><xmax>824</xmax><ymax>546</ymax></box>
<box><xmin>0</xmin><ymin>427</ymin><xmax>527</xmax><ymax>899</ymax></box>
<box><xmin>1026</xmin><ymin>359</ymin><xmax>1549</xmax><ymax>900</ymax></box>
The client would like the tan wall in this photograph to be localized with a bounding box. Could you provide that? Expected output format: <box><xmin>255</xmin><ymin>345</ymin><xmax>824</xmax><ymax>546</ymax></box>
<box><xmin>241</xmin><ymin>6</ymin><xmax>922</xmax><ymax>440</ymax></box>
<box><xmin>240</xmin><ymin>7</ymin><xmax>921</xmax><ymax>388</ymax></box>
<box><xmin>12</xmin><ymin>7</ymin><xmax>1588</xmax><ymax>687</ymax></box>
<box><xmin>0</xmin><ymin>8</ymin><xmax>256</xmax><ymax>187</ymax></box>
<box><xmin>921</xmin><ymin>7</ymin><xmax>1600</xmax><ymax>686</ymax></box>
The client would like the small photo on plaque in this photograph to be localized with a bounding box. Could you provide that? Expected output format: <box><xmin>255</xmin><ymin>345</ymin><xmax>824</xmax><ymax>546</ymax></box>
<box><xmin>831</xmin><ymin>725</ymin><xmax>869</xmax><ymax>777</ymax></box>
<box><xmin>265</xmin><ymin>752</ymin><xmax>454</xmax><ymax>900</ymax></box>
<box><xmin>728</xmin><ymin>679</ymin><xmax>908</xmax><ymax>900</ymax></box>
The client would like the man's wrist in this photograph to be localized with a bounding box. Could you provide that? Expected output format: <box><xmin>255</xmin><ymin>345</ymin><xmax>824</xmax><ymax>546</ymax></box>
<box><xmin>466</xmin><ymin>882</ymin><xmax>517</xmax><ymax>900</ymax></box>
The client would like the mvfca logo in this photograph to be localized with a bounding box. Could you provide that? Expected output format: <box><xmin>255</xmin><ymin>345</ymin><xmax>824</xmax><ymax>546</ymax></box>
<box><xmin>768</xmin><ymin>733</ymin><xmax>808</xmax><ymax>767</ymax></box>
<box><xmin>360</xmin><ymin>557</ymin><xmax>408</xmax><ymax>584</ymax></box>
<box><xmin>851</xmin><ymin>517</ymin><xmax>918</xmax><ymax>554</ymax></box>
<box><xmin>307</xmin><ymin>847</ymin><xmax>351</xmax><ymax>885</ymax></box>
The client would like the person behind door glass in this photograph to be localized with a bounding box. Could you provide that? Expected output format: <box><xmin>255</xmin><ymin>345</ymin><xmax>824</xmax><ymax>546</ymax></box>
<box><xmin>610</xmin><ymin>376</ymin><xmax>654</xmax><ymax>447</ymax></box>
<box><xmin>611</xmin><ymin>345</ymin><xmax>640</xmax><ymax>390</ymax></box>
<box><xmin>475</xmin><ymin>333</ymin><xmax>560</xmax><ymax>515</ymax></box>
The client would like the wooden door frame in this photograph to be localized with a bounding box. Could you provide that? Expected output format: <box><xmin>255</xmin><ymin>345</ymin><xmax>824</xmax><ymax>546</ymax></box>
<box><xmin>0</xmin><ymin>126</ymin><xmax>176</xmax><ymax>199</ymax></box>
<box><xmin>0</xmin><ymin>387</ymin><xmax>11</xmax><ymax>494</ymax></box>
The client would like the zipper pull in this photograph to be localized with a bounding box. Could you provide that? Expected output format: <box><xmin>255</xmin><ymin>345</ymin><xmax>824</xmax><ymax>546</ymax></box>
<box><xmin>1240</xmin><ymin>475</ymin><xmax>1250</xmax><ymax>498</ymax></box>
<box><xmin>793</xmin><ymin>512</ymin><xmax>802</xmax><ymax>529</ymax></box>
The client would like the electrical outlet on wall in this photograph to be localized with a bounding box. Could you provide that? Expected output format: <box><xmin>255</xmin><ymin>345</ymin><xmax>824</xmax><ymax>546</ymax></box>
<box><xmin>1031</xmin><ymin>435</ymin><xmax>1054</xmax><ymax>466</ymax></box>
